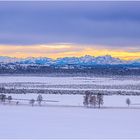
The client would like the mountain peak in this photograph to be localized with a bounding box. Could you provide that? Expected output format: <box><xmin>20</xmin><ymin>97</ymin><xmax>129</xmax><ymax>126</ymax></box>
<box><xmin>0</xmin><ymin>55</ymin><xmax>139</xmax><ymax>65</ymax></box>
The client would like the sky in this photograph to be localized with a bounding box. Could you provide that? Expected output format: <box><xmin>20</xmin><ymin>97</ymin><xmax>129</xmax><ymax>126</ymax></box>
<box><xmin>0</xmin><ymin>1</ymin><xmax>140</xmax><ymax>60</ymax></box>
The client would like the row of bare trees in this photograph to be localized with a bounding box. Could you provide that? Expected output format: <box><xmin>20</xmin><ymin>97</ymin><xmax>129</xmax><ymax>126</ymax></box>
<box><xmin>0</xmin><ymin>94</ymin><xmax>12</xmax><ymax>103</ymax></box>
<box><xmin>0</xmin><ymin>94</ymin><xmax>43</xmax><ymax>106</ymax></box>
<box><xmin>83</xmin><ymin>94</ymin><xmax>132</xmax><ymax>108</ymax></box>
<box><xmin>29</xmin><ymin>94</ymin><xmax>43</xmax><ymax>106</ymax></box>
<box><xmin>0</xmin><ymin>93</ymin><xmax>132</xmax><ymax>108</ymax></box>
<box><xmin>83</xmin><ymin>92</ymin><xmax>104</xmax><ymax>108</ymax></box>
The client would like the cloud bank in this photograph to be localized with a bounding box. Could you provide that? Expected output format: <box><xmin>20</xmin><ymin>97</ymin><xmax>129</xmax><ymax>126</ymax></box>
<box><xmin>0</xmin><ymin>1</ymin><xmax>140</xmax><ymax>59</ymax></box>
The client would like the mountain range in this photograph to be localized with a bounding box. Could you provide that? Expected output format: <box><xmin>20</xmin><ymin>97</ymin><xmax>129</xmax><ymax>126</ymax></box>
<box><xmin>0</xmin><ymin>55</ymin><xmax>140</xmax><ymax>65</ymax></box>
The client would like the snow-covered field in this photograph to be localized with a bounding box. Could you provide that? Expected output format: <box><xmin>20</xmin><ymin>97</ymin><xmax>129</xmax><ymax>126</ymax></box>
<box><xmin>0</xmin><ymin>75</ymin><xmax>140</xmax><ymax>139</ymax></box>
<box><xmin>1</xmin><ymin>75</ymin><xmax>140</xmax><ymax>85</ymax></box>
<box><xmin>1</xmin><ymin>75</ymin><xmax>140</xmax><ymax>93</ymax></box>
<box><xmin>1</xmin><ymin>104</ymin><xmax>140</xmax><ymax>139</ymax></box>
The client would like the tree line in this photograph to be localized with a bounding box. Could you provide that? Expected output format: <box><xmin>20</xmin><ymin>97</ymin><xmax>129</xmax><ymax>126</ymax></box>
<box><xmin>0</xmin><ymin>93</ymin><xmax>132</xmax><ymax>108</ymax></box>
<box><xmin>0</xmin><ymin>94</ymin><xmax>43</xmax><ymax>106</ymax></box>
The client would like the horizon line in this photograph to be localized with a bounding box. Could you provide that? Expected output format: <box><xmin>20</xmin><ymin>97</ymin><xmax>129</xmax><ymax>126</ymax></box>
<box><xmin>0</xmin><ymin>54</ymin><xmax>139</xmax><ymax>61</ymax></box>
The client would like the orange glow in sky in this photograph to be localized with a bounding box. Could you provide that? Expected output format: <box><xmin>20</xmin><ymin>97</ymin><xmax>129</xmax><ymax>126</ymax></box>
<box><xmin>0</xmin><ymin>44</ymin><xmax>139</xmax><ymax>60</ymax></box>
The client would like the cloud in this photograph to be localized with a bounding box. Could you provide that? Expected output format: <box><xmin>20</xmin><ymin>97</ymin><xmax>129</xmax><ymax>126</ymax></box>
<box><xmin>0</xmin><ymin>1</ymin><xmax>140</xmax><ymax>48</ymax></box>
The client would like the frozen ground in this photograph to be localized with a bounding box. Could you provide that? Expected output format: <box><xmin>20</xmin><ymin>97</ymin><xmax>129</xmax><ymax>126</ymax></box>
<box><xmin>0</xmin><ymin>105</ymin><xmax>140</xmax><ymax>139</ymax></box>
<box><xmin>0</xmin><ymin>94</ymin><xmax>140</xmax><ymax>139</ymax></box>
<box><xmin>1</xmin><ymin>75</ymin><xmax>140</xmax><ymax>93</ymax></box>
<box><xmin>0</xmin><ymin>75</ymin><xmax>140</xmax><ymax>85</ymax></box>
<box><xmin>0</xmin><ymin>75</ymin><xmax>140</xmax><ymax>139</ymax></box>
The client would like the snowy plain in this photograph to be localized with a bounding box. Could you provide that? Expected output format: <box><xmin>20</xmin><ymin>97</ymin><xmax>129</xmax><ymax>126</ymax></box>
<box><xmin>0</xmin><ymin>75</ymin><xmax>140</xmax><ymax>139</ymax></box>
<box><xmin>0</xmin><ymin>75</ymin><xmax>140</xmax><ymax>85</ymax></box>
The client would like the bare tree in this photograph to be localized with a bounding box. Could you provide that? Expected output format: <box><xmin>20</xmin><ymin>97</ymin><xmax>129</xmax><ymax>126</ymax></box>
<box><xmin>97</xmin><ymin>94</ymin><xmax>104</xmax><ymax>108</ymax></box>
<box><xmin>37</xmin><ymin>94</ymin><xmax>43</xmax><ymax>106</ymax></box>
<box><xmin>0</xmin><ymin>87</ymin><xmax>5</xmax><ymax>94</ymax></box>
<box><xmin>16</xmin><ymin>101</ymin><xmax>19</xmax><ymax>105</ymax></box>
<box><xmin>126</xmin><ymin>98</ymin><xmax>131</xmax><ymax>107</ymax></box>
<box><xmin>83</xmin><ymin>95</ymin><xmax>89</xmax><ymax>107</ymax></box>
<box><xmin>29</xmin><ymin>99</ymin><xmax>35</xmax><ymax>106</ymax></box>
<box><xmin>83</xmin><ymin>91</ymin><xmax>91</xmax><ymax>107</ymax></box>
<box><xmin>89</xmin><ymin>95</ymin><xmax>97</xmax><ymax>108</ymax></box>
<box><xmin>0</xmin><ymin>94</ymin><xmax>6</xmax><ymax>103</ymax></box>
<box><xmin>7</xmin><ymin>96</ymin><xmax>12</xmax><ymax>104</ymax></box>
<box><xmin>0</xmin><ymin>94</ymin><xmax>3</xmax><ymax>102</ymax></box>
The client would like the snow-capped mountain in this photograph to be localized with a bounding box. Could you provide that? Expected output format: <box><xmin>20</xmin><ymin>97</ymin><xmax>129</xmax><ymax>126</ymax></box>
<box><xmin>19</xmin><ymin>57</ymin><xmax>53</xmax><ymax>65</ymax></box>
<box><xmin>54</xmin><ymin>57</ymin><xmax>81</xmax><ymax>65</ymax></box>
<box><xmin>80</xmin><ymin>55</ymin><xmax>96</xmax><ymax>64</ymax></box>
<box><xmin>0</xmin><ymin>55</ymin><xmax>139</xmax><ymax>65</ymax></box>
<box><xmin>55</xmin><ymin>55</ymin><xmax>125</xmax><ymax>65</ymax></box>
<box><xmin>94</xmin><ymin>55</ymin><xmax>125</xmax><ymax>65</ymax></box>
<box><xmin>130</xmin><ymin>59</ymin><xmax>140</xmax><ymax>65</ymax></box>
<box><xmin>0</xmin><ymin>56</ymin><xmax>20</xmax><ymax>63</ymax></box>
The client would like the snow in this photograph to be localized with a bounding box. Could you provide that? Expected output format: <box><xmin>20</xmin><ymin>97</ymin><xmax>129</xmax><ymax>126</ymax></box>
<box><xmin>0</xmin><ymin>104</ymin><xmax>140</xmax><ymax>139</ymax></box>
<box><xmin>0</xmin><ymin>75</ymin><xmax>140</xmax><ymax>139</ymax></box>
<box><xmin>0</xmin><ymin>94</ymin><xmax>140</xmax><ymax>139</ymax></box>
<box><xmin>0</xmin><ymin>56</ymin><xmax>20</xmax><ymax>63</ymax></box>
<box><xmin>2</xmin><ymin>93</ymin><xmax>140</xmax><ymax>107</ymax></box>
<box><xmin>0</xmin><ymin>75</ymin><xmax>140</xmax><ymax>85</ymax></box>
<box><xmin>0</xmin><ymin>55</ymin><xmax>126</xmax><ymax>65</ymax></box>
<box><xmin>0</xmin><ymin>106</ymin><xmax>140</xmax><ymax>139</ymax></box>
